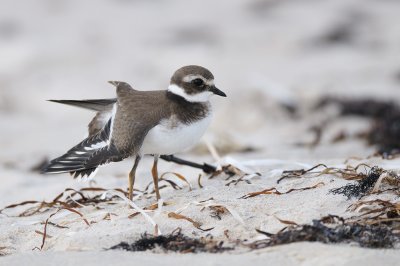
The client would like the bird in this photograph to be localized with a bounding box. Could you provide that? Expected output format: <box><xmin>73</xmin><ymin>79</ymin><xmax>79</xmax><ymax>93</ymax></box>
<box><xmin>42</xmin><ymin>65</ymin><xmax>227</xmax><ymax>201</ymax></box>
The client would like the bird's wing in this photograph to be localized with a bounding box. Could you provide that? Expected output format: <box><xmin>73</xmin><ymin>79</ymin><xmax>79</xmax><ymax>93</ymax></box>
<box><xmin>109</xmin><ymin>81</ymin><xmax>169</xmax><ymax>156</ymax></box>
<box><xmin>43</xmin><ymin>82</ymin><xmax>168</xmax><ymax>177</ymax></box>
<box><xmin>43</xmin><ymin>110</ymin><xmax>125</xmax><ymax>177</ymax></box>
<box><xmin>48</xmin><ymin>98</ymin><xmax>117</xmax><ymax>137</ymax></box>
<box><xmin>47</xmin><ymin>98</ymin><xmax>117</xmax><ymax>111</ymax></box>
<box><xmin>44</xmin><ymin>90</ymin><xmax>123</xmax><ymax>176</ymax></box>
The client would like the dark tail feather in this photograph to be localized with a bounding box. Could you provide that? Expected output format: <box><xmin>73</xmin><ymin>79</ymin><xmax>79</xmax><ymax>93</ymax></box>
<box><xmin>72</xmin><ymin>168</ymin><xmax>98</xmax><ymax>178</ymax></box>
<box><xmin>42</xmin><ymin>144</ymin><xmax>122</xmax><ymax>178</ymax></box>
<box><xmin>48</xmin><ymin>98</ymin><xmax>117</xmax><ymax>112</ymax></box>
<box><xmin>42</xmin><ymin>158</ymin><xmax>98</xmax><ymax>178</ymax></box>
<box><xmin>42</xmin><ymin>119</ymin><xmax>123</xmax><ymax>178</ymax></box>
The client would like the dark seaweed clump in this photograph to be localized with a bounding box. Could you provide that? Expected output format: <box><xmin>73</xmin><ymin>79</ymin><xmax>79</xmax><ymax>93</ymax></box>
<box><xmin>370</xmin><ymin>112</ymin><xmax>400</xmax><ymax>156</ymax></box>
<box><xmin>110</xmin><ymin>231</ymin><xmax>232</xmax><ymax>253</ymax></box>
<box><xmin>316</xmin><ymin>97</ymin><xmax>400</xmax><ymax>156</ymax></box>
<box><xmin>330</xmin><ymin>167</ymin><xmax>383</xmax><ymax>199</ymax></box>
<box><xmin>316</xmin><ymin>97</ymin><xmax>399</xmax><ymax>118</ymax></box>
<box><xmin>253</xmin><ymin>216</ymin><xmax>399</xmax><ymax>249</ymax></box>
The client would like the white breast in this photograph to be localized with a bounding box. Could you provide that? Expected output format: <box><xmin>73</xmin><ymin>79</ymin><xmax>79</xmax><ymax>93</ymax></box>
<box><xmin>140</xmin><ymin>114</ymin><xmax>212</xmax><ymax>155</ymax></box>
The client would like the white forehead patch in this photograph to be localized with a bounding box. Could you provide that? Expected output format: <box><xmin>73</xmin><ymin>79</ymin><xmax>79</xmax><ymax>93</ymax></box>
<box><xmin>168</xmin><ymin>84</ymin><xmax>213</xmax><ymax>102</ymax></box>
<box><xmin>182</xmin><ymin>75</ymin><xmax>214</xmax><ymax>86</ymax></box>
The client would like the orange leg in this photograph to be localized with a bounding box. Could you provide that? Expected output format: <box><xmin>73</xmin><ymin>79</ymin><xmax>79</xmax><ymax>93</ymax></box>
<box><xmin>128</xmin><ymin>155</ymin><xmax>141</xmax><ymax>200</ymax></box>
<box><xmin>151</xmin><ymin>154</ymin><xmax>161</xmax><ymax>200</ymax></box>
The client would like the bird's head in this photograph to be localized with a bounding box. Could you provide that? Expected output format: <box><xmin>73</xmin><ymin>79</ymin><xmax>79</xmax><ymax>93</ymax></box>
<box><xmin>168</xmin><ymin>65</ymin><xmax>226</xmax><ymax>102</ymax></box>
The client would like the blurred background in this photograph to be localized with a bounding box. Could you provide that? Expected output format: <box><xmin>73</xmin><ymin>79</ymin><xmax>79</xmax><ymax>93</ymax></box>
<box><xmin>1</xmin><ymin>0</ymin><xmax>400</xmax><ymax>203</ymax></box>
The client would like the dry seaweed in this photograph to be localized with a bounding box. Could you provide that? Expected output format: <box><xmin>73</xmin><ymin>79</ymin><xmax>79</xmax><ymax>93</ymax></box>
<box><xmin>168</xmin><ymin>212</ymin><xmax>214</xmax><ymax>232</ymax></box>
<box><xmin>110</xmin><ymin>230</ymin><xmax>231</xmax><ymax>253</ymax></box>
<box><xmin>209</xmin><ymin>164</ymin><xmax>261</xmax><ymax>187</ymax></box>
<box><xmin>225</xmin><ymin>175</ymin><xmax>253</xmax><ymax>186</ymax></box>
<box><xmin>277</xmin><ymin>163</ymin><xmax>397</xmax><ymax>199</ymax></box>
<box><xmin>277</xmin><ymin>164</ymin><xmax>328</xmax><ymax>183</ymax></box>
<box><xmin>172</xmin><ymin>198</ymin><xmax>244</xmax><ymax>226</ymax></box>
<box><xmin>347</xmin><ymin>199</ymin><xmax>400</xmax><ymax>230</ymax></box>
<box><xmin>159</xmin><ymin>172</ymin><xmax>192</xmax><ymax>191</ymax></box>
<box><xmin>197</xmin><ymin>174</ymin><xmax>203</xmax><ymax>188</ymax></box>
<box><xmin>209</xmin><ymin>164</ymin><xmax>244</xmax><ymax>179</ymax></box>
<box><xmin>34</xmin><ymin>230</ymin><xmax>53</xmax><ymax>238</ymax></box>
<box><xmin>41</xmin><ymin>221</ymin><xmax>69</xmax><ymax>229</ymax></box>
<box><xmin>34</xmin><ymin>207</ymin><xmax>90</xmax><ymax>250</ymax></box>
<box><xmin>128</xmin><ymin>202</ymin><xmax>168</xmax><ymax>219</ymax></box>
<box><xmin>142</xmin><ymin>173</ymin><xmax>193</xmax><ymax>195</ymax></box>
<box><xmin>277</xmin><ymin>163</ymin><xmax>373</xmax><ymax>183</ymax></box>
<box><xmin>274</xmin><ymin>216</ymin><xmax>299</xmax><ymax>226</ymax></box>
<box><xmin>208</xmin><ymin>205</ymin><xmax>228</xmax><ymax>220</ymax></box>
<box><xmin>251</xmin><ymin>218</ymin><xmax>399</xmax><ymax>249</ymax></box>
<box><xmin>241</xmin><ymin>182</ymin><xmax>324</xmax><ymax>199</ymax></box>
<box><xmin>330</xmin><ymin>166</ymin><xmax>392</xmax><ymax>199</ymax></box>
<box><xmin>0</xmin><ymin>187</ymin><xmax>127</xmax><ymax>216</ymax></box>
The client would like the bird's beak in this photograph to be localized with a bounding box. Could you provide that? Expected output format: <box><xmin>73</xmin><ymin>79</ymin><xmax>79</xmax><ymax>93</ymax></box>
<box><xmin>209</xmin><ymin>86</ymin><xmax>227</xmax><ymax>97</ymax></box>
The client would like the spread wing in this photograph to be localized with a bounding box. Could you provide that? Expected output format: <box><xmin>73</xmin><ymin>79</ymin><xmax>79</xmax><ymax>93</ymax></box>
<box><xmin>48</xmin><ymin>98</ymin><xmax>117</xmax><ymax>137</ymax></box>
<box><xmin>43</xmin><ymin>82</ymin><xmax>168</xmax><ymax>178</ymax></box>
<box><xmin>43</xmin><ymin>103</ymin><xmax>125</xmax><ymax>177</ymax></box>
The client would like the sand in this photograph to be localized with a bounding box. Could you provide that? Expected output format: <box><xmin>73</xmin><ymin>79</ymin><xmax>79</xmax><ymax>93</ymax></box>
<box><xmin>2</xmin><ymin>243</ymin><xmax>400</xmax><ymax>266</ymax></box>
<box><xmin>1</xmin><ymin>0</ymin><xmax>400</xmax><ymax>265</ymax></box>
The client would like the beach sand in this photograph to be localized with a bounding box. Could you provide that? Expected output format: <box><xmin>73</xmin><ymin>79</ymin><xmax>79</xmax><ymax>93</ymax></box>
<box><xmin>1</xmin><ymin>0</ymin><xmax>400</xmax><ymax>265</ymax></box>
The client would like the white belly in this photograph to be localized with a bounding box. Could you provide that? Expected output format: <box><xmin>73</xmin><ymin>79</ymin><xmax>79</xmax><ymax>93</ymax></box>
<box><xmin>140</xmin><ymin>114</ymin><xmax>212</xmax><ymax>155</ymax></box>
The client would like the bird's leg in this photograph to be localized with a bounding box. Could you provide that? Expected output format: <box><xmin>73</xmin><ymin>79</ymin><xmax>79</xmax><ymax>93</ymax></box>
<box><xmin>160</xmin><ymin>154</ymin><xmax>217</xmax><ymax>174</ymax></box>
<box><xmin>128</xmin><ymin>155</ymin><xmax>141</xmax><ymax>200</ymax></box>
<box><xmin>151</xmin><ymin>154</ymin><xmax>161</xmax><ymax>200</ymax></box>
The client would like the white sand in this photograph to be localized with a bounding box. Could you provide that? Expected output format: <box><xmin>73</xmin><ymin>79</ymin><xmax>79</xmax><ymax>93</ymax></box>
<box><xmin>2</xmin><ymin>243</ymin><xmax>400</xmax><ymax>266</ymax></box>
<box><xmin>1</xmin><ymin>0</ymin><xmax>400</xmax><ymax>265</ymax></box>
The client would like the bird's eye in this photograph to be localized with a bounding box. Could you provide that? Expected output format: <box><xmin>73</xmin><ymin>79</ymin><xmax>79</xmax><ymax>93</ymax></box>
<box><xmin>191</xmin><ymin>78</ymin><xmax>204</xmax><ymax>86</ymax></box>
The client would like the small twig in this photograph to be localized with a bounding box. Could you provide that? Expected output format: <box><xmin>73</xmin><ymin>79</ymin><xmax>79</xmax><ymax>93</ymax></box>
<box><xmin>241</xmin><ymin>182</ymin><xmax>325</xmax><ymax>199</ymax></box>
<box><xmin>198</xmin><ymin>174</ymin><xmax>203</xmax><ymax>188</ymax></box>
<box><xmin>168</xmin><ymin>212</ymin><xmax>214</xmax><ymax>231</ymax></box>
<box><xmin>35</xmin><ymin>207</ymin><xmax>91</xmax><ymax>251</ymax></box>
